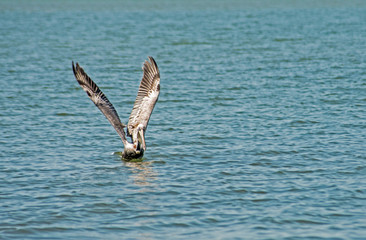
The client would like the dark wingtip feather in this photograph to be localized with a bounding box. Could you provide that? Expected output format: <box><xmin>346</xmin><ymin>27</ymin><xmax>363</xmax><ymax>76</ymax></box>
<box><xmin>144</xmin><ymin>56</ymin><xmax>159</xmax><ymax>77</ymax></box>
<box><xmin>74</xmin><ymin>63</ymin><xmax>86</xmax><ymax>79</ymax></box>
<box><xmin>148</xmin><ymin>56</ymin><xmax>157</xmax><ymax>68</ymax></box>
<box><xmin>72</xmin><ymin>61</ymin><xmax>82</xmax><ymax>77</ymax></box>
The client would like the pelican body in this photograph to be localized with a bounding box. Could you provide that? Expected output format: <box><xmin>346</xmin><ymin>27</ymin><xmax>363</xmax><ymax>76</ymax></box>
<box><xmin>72</xmin><ymin>57</ymin><xmax>160</xmax><ymax>160</ymax></box>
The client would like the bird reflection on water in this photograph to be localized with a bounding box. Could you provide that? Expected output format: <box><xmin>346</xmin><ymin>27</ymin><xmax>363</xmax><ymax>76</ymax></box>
<box><xmin>114</xmin><ymin>152</ymin><xmax>158</xmax><ymax>187</ymax></box>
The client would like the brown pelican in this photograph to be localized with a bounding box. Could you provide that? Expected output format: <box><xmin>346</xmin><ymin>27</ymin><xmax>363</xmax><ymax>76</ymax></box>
<box><xmin>72</xmin><ymin>57</ymin><xmax>160</xmax><ymax>160</ymax></box>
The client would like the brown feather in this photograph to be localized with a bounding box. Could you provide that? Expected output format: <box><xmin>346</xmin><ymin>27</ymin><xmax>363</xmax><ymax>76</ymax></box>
<box><xmin>72</xmin><ymin>62</ymin><xmax>127</xmax><ymax>143</ymax></box>
<box><xmin>127</xmin><ymin>57</ymin><xmax>160</xmax><ymax>136</ymax></box>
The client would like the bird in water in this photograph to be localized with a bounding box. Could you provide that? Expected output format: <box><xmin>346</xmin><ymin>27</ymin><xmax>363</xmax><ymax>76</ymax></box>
<box><xmin>72</xmin><ymin>57</ymin><xmax>160</xmax><ymax>160</ymax></box>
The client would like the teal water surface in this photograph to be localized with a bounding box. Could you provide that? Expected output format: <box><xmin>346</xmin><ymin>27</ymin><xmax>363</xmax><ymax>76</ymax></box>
<box><xmin>1</xmin><ymin>1</ymin><xmax>366</xmax><ymax>239</ymax></box>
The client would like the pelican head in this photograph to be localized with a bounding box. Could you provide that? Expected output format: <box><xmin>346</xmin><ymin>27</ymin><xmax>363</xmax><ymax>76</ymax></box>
<box><xmin>121</xmin><ymin>124</ymin><xmax>146</xmax><ymax>160</ymax></box>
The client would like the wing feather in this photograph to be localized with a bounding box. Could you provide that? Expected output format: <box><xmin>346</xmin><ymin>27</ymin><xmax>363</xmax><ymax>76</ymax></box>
<box><xmin>127</xmin><ymin>57</ymin><xmax>160</xmax><ymax>136</ymax></box>
<box><xmin>72</xmin><ymin>62</ymin><xmax>128</xmax><ymax>144</ymax></box>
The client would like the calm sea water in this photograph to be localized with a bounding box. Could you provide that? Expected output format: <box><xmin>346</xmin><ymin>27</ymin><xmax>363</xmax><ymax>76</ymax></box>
<box><xmin>1</xmin><ymin>1</ymin><xmax>366</xmax><ymax>239</ymax></box>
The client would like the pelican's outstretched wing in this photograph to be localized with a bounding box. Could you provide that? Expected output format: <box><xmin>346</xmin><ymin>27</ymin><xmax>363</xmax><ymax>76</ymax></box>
<box><xmin>72</xmin><ymin>62</ymin><xmax>128</xmax><ymax>145</ymax></box>
<box><xmin>127</xmin><ymin>57</ymin><xmax>160</xmax><ymax>136</ymax></box>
